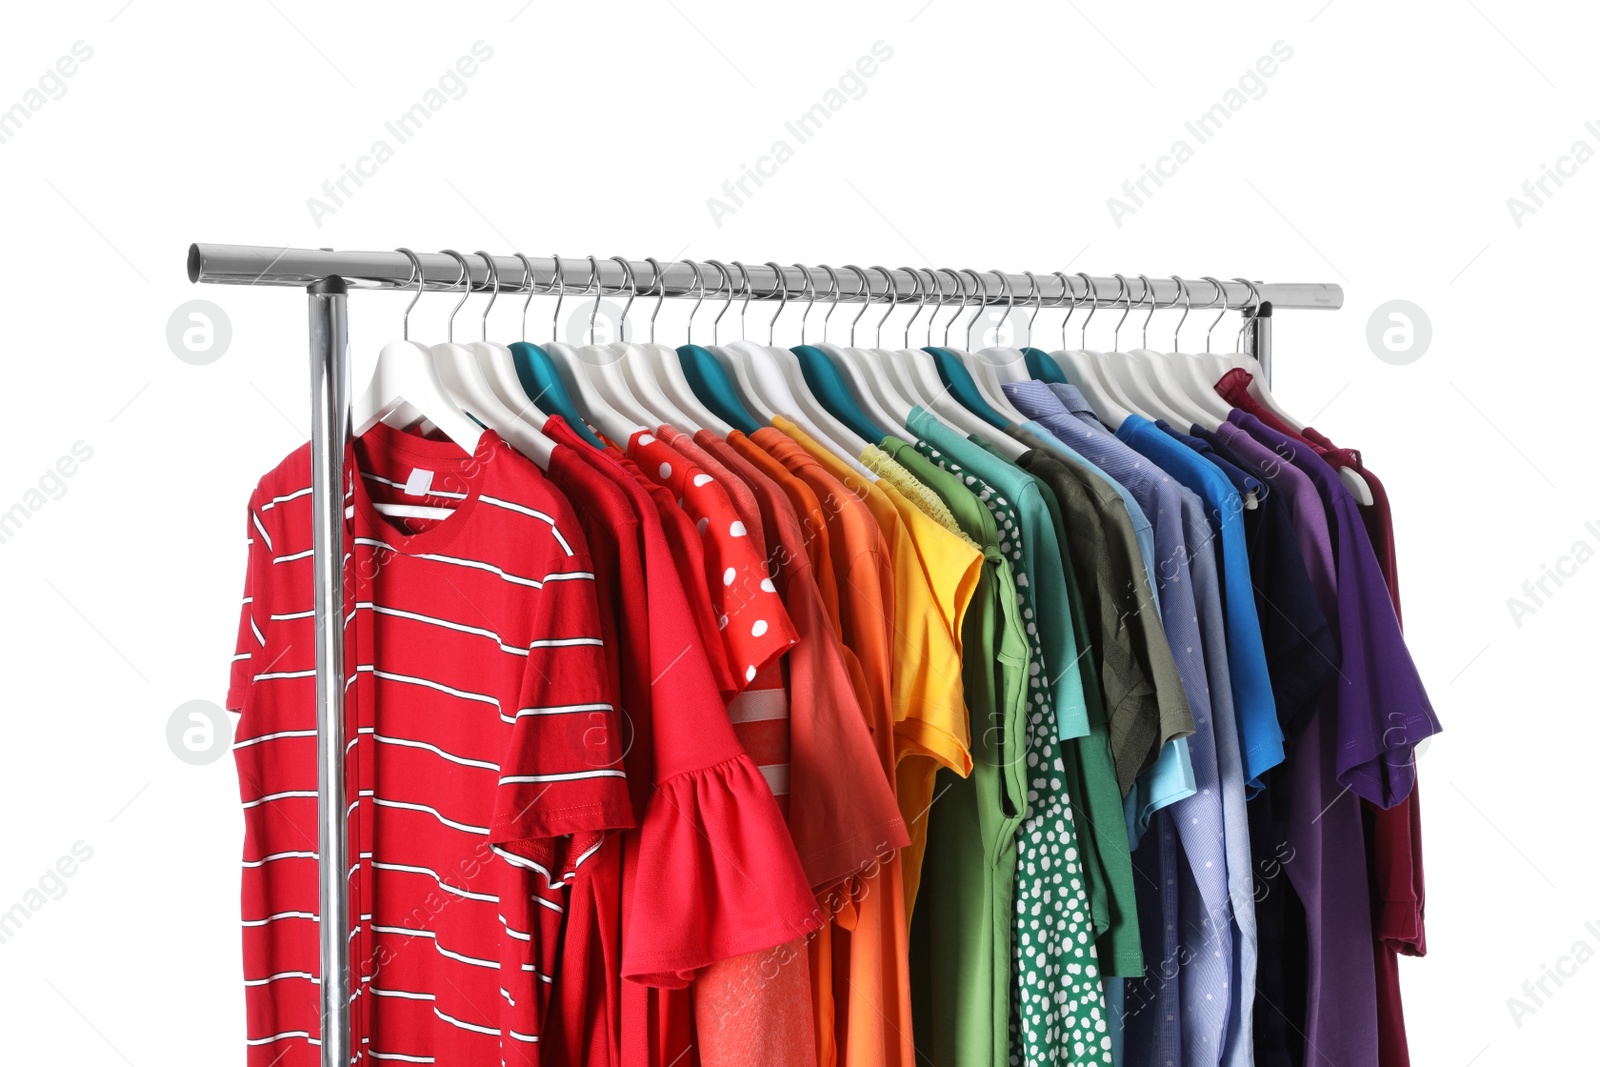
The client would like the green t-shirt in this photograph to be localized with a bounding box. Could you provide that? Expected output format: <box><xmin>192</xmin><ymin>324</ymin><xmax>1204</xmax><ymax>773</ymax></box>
<box><xmin>892</xmin><ymin>437</ymin><xmax>1030</xmax><ymax>1067</ymax></box>
<box><xmin>907</xmin><ymin>410</ymin><xmax>1113</xmax><ymax>1066</ymax></box>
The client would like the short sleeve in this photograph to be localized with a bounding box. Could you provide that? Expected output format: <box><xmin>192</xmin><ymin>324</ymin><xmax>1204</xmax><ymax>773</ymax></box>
<box><xmin>621</xmin><ymin>514</ymin><xmax>820</xmax><ymax>987</ymax></box>
<box><xmin>227</xmin><ymin>486</ymin><xmax>269</xmax><ymax>713</ymax></box>
<box><xmin>491</xmin><ymin>541</ymin><xmax>635</xmax><ymax>868</ymax></box>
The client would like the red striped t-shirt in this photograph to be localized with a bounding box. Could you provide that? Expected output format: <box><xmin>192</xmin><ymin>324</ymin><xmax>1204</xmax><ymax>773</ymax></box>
<box><xmin>227</xmin><ymin>424</ymin><xmax>632</xmax><ymax>1067</ymax></box>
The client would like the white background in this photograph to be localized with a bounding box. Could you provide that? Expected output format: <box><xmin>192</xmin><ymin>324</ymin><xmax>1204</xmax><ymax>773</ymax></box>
<box><xmin>0</xmin><ymin>1</ymin><xmax>1593</xmax><ymax>1063</ymax></box>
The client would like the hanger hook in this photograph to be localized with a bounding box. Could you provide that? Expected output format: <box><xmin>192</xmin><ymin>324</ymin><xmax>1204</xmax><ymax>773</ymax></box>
<box><xmin>817</xmin><ymin>265</ymin><xmax>843</xmax><ymax>344</ymax></box>
<box><xmin>1076</xmin><ymin>272</ymin><xmax>1099</xmax><ymax>349</ymax></box>
<box><xmin>1197</xmin><ymin>277</ymin><xmax>1227</xmax><ymax>353</ymax></box>
<box><xmin>1110</xmin><ymin>273</ymin><xmax>1133</xmax><ymax>352</ymax></box>
<box><xmin>1021</xmin><ymin>270</ymin><xmax>1042</xmax><ymax>349</ymax></box>
<box><xmin>1232</xmin><ymin>277</ymin><xmax>1262</xmax><ymax>354</ymax></box>
<box><xmin>843</xmin><ymin>264</ymin><xmax>872</xmax><ymax>347</ymax></box>
<box><xmin>1052</xmin><ymin>271</ymin><xmax>1077</xmax><ymax>351</ymax></box>
<box><xmin>1170</xmin><ymin>275</ymin><xmax>1192</xmax><ymax>350</ymax></box>
<box><xmin>732</xmin><ymin>261</ymin><xmax>754</xmax><ymax>339</ymax></box>
<box><xmin>794</xmin><ymin>263</ymin><xmax>818</xmax><ymax>346</ymax></box>
<box><xmin>581</xmin><ymin>256</ymin><xmax>603</xmax><ymax>346</ymax></box>
<box><xmin>704</xmin><ymin>259</ymin><xmax>735</xmax><ymax>345</ymax></box>
<box><xmin>899</xmin><ymin>266</ymin><xmax>928</xmax><ymax>349</ymax></box>
<box><xmin>440</xmin><ymin>249</ymin><xmax>473</xmax><ymax>344</ymax></box>
<box><xmin>1137</xmin><ymin>273</ymin><xmax>1160</xmax><ymax>349</ymax></box>
<box><xmin>396</xmin><ymin>247</ymin><xmax>425</xmax><ymax>342</ymax></box>
<box><xmin>764</xmin><ymin>261</ymin><xmax>790</xmax><ymax>345</ymax></box>
<box><xmin>474</xmin><ymin>251</ymin><xmax>502</xmax><ymax>343</ymax></box>
<box><xmin>957</xmin><ymin>269</ymin><xmax>986</xmax><ymax>349</ymax></box>
<box><xmin>644</xmin><ymin>257</ymin><xmax>667</xmax><ymax>344</ymax></box>
<box><xmin>513</xmin><ymin>252</ymin><xmax>540</xmax><ymax>343</ymax></box>
<box><xmin>933</xmin><ymin>268</ymin><xmax>963</xmax><ymax>347</ymax></box>
<box><xmin>684</xmin><ymin>260</ymin><xmax>708</xmax><ymax>345</ymax></box>
<box><xmin>869</xmin><ymin>266</ymin><xmax>897</xmax><ymax>348</ymax></box>
<box><xmin>989</xmin><ymin>269</ymin><xmax>1014</xmax><ymax>349</ymax></box>
<box><xmin>548</xmin><ymin>254</ymin><xmax>567</xmax><ymax>343</ymax></box>
<box><xmin>609</xmin><ymin>256</ymin><xmax>637</xmax><ymax>344</ymax></box>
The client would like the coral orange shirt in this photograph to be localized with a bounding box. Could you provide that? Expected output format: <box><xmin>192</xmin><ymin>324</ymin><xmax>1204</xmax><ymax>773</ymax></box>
<box><xmin>772</xmin><ymin>417</ymin><xmax>979</xmax><ymax>914</ymax></box>
<box><xmin>752</xmin><ymin>425</ymin><xmax>913</xmax><ymax>1067</ymax></box>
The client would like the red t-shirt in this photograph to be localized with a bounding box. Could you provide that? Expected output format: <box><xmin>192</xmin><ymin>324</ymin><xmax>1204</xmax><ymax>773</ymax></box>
<box><xmin>539</xmin><ymin>418</ymin><xmax>822</xmax><ymax>1065</ymax></box>
<box><xmin>228</xmin><ymin>424</ymin><xmax>632</xmax><ymax>1067</ymax></box>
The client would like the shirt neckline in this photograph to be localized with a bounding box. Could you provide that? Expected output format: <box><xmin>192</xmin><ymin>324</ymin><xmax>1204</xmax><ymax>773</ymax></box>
<box><xmin>350</xmin><ymin>422</ymin><xmax>501</xmax><ymax>555</ymax></box>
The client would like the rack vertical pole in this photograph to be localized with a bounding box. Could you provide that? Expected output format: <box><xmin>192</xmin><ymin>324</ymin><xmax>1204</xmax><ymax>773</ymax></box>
<box><xmin>307</xmin><ymin>276</ymin><xmax>352</xmax><ymax>1067</ymax></box>
<box><xmin>1245</xmin><ymin>301</ymin><xmax>1274</xmax><ymax>386</ymax></box>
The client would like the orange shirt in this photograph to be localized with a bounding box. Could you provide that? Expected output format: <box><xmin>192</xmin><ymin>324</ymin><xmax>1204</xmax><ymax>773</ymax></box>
<box><xmin>772</xmin><ymin>418</ymin><xmax>979</xmax><ymax>914</ymax></box>
<box><xmin>752</xmin><ymin>425</ymin><xmax>912</xmax><ymax>1067</ymax></box>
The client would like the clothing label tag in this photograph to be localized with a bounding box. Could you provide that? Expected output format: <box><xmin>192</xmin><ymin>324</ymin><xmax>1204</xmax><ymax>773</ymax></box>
<box><xmin>403</xmin><ymin>468</ymin><xmax>434</xmax><ymax>496</ymax></box>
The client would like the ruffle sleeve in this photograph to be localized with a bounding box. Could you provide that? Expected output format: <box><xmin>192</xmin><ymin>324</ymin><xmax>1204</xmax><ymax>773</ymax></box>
<box><xmin>622</xmin><ymin>752</ymin><xmax>823</xmax><ymax>988</ymax></box>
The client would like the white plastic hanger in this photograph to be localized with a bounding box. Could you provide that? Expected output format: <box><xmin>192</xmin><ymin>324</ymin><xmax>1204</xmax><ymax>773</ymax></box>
<box><xmin>886</xmin><ymin>268</ymin><xmax>950</xmax><ymax>410</ymax></box>
<box><xmin>737</xmin><ymin>263</ymin><xmax>874</xmax><ymax>477</ymax></box>
<box><xmin>843</xmin><ymin>265</ymin><xmax>920</xmax><ymax>425</ymax></box>
<box><xmin>917</xmin><ymin>268</ymin><xmax>1026</xmax><ymax>459</ymax></box>
<box><xmin>753</xmin><ymin>264</ymin><xmax>877</xmax><ymax>472</ymax></box>
<box><xmin>572</xmin><ymin>255</ymin><xmax>660</xmax><ymax>430</ymax></box>
<box><xmin>1088</xmin><ymin>273</ymin><xmax>1178</xmax><ymax>426</ymax></box>
<box><xmin>352</xmin><ymin>247</ymin><xmax>482</xmax><ymax>455</ymax></box>
<box><xmin>710</xmin><ymin>262</ymin><xmax>785</xmax><ymax>422</ymax></box>
<box><xmin>611</xmin><ymin>257</ymin><xmax>712</xmax><ymax>432</ymax></box>
<box><xmin>964</xmin><ymin>268</ymin><xmax>1031</xmax><ymax>422</ymax></box>
<box><xmin>702</xmin><ymin>258</ymin><xmax>783</xmax><ymax>426</ymax></box>
<box><xmin>429</xmin><ymin>250</ymin><xmax>554</xmax><ymax>466</ymax></box>
<box><xmin>635</xmin><ymin>260</ymin><xmax>733</xmax><ymax>435</ymax></box>
<box><xmin>1107</xmin><ymin>274</ymin><xmax>1217</xmax><ymax>430</ymax></box>
<box><xmin>538</xmin><ymin>254</ymin><xmax>647</xmax><ymax>446</ymax></box>
<box><xmin>1159</xmin><ymin>276</ymin><xmax>1238</xmax><ymax>425</ymax></box>
<box><xmin>1051</xmin><ymin>272</ymin><xmax>1135</xmax><ymax>430</ymax></box>
<box><xmin>819</xmin><ymin>265</ymin><xmax>907</xmax><ymax>435</ymax></box>
<box><xmin>468</xmin><ymin>252</ymin><xmax>554</xmax><ymax>436</ymax></box>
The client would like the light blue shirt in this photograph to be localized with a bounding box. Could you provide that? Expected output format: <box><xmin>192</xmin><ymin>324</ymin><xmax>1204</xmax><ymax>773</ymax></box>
<box><xmin>1115</xmin><ymin>414</ymin><xmax>1285</xmax><ymax>790</ymax></box>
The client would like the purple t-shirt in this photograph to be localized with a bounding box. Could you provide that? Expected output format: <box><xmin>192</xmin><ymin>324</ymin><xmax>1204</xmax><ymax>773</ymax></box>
<box><xmin>1221</xmin><ymin>411</ymin><xmax>1438</xmax><ymax>805</ymax></box>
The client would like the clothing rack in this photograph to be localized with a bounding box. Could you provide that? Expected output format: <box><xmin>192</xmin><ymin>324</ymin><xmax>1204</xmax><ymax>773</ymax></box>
<box><xmin>187</xmin><ymin>241</ymin><xmax>1343</xmax><ymax>1067</ymax></box>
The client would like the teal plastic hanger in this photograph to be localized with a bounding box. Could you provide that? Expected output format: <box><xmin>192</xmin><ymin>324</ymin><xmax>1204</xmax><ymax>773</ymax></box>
<box><xmin>1023</xmin><ymin>346</ymin><xmax>1068</xmax><ymax>383</ymax></box>
<box><xmin>793</xmin><ymin>344</ymin><xmax>886</xmax><ymax>443</ymax></box>
<box><xmin>677</xmin><ymin>344</ymin><xmax>761</xmax><ymax>435</ymax></box>
<box><xmin>509</xmin><ymin>340</ymin><xmax>605</xmax><ymax>448</ymax></box>
<box><xmin>925</xmin><ymin>347</ymin><xmax>1008</xmax><ymax>429</ymax></box>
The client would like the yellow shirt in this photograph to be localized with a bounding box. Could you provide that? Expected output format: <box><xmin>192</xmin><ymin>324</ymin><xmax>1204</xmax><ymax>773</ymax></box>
<box><xmin>773</xmin><ymin>417</ymin><xmax>981</xmax><ymax>914</ymax></box>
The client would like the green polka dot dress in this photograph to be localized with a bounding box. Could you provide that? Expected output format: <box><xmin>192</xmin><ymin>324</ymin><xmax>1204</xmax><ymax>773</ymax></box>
<box><xmin>912</xmin><ymin>440</ymin><xmax>1112</xmax><ymax>1066</ymax></box>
